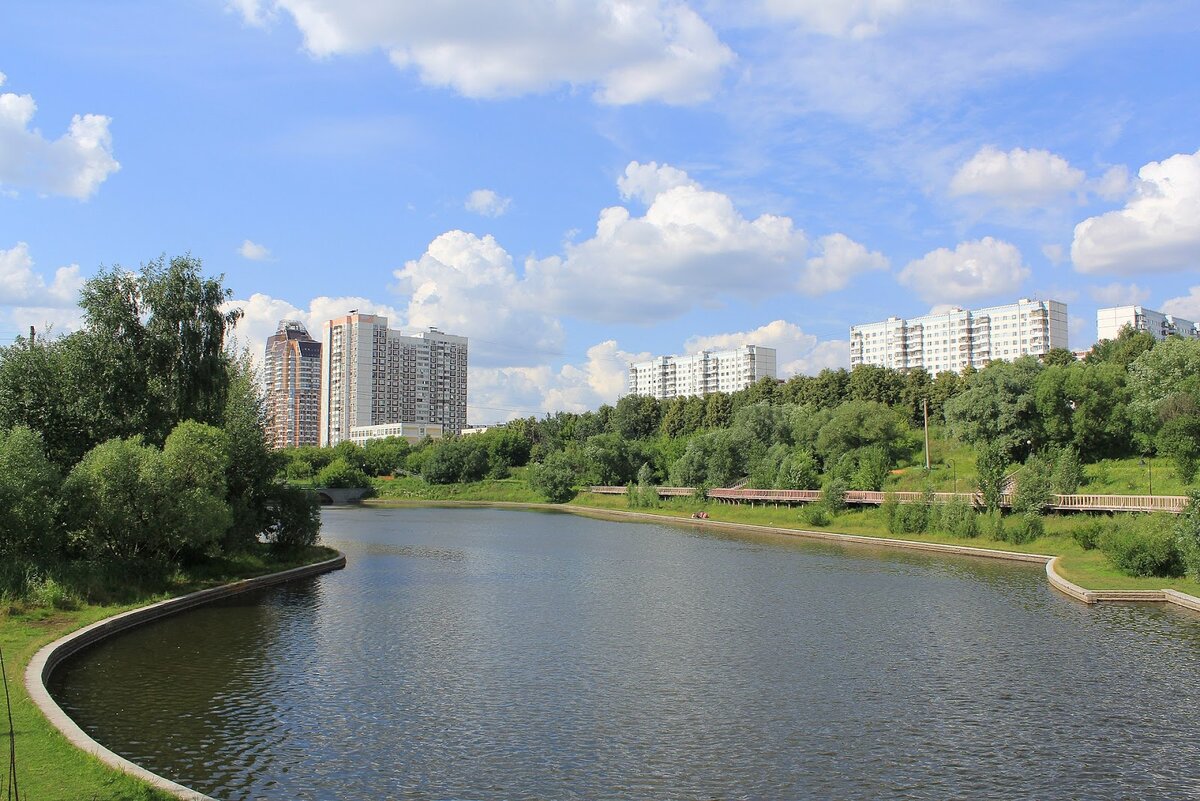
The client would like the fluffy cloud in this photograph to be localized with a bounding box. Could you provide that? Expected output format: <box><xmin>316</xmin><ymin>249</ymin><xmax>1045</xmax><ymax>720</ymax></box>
<box><xmin>1162</xmin><ymin>287</ymin><xmax>1200</xmax><ymax>321</ymax></box>
<box><xmin>0</xmin><ymin>242</ymin><xmax>86</xmax><ymax>336</ymax></box>
<box><xmin>684</xmin><ymin>319</ymin><xmax>847</xmax><ymax>376</ymax></box>
<box><xmin>949</xmin><ymin>146</ymin><xmax>1085</xmax><ymax>207</ymax></box>
<box><xmin>1071</xmin><ymin>149</ymin><xmax>1200</xmax><ymax>274</ymax></box>
<box><xmin>239</xmin><ymin>239</ymin><xmax>272</xmax><ymax>261</ymax></box>
<box><xmin>898</xmin><ymin>237</ymin><xmax>1030</xmax><ymax>304</ymax></box>
<box><xmin>393</xmin><ymin>230</ymin><xmax>563</xmax><ymax>366</ymax></box>
<box><xmin>0</xmin><ymin>74</ymin><xmax>119</xmax><ymax>199</ymax></box>
<box><xmin>464</xmin><ymin>188</ymin><xmax>511</xmax><ymax>217</ymax></box>
<box><xmin>223</xmin><ymin>292</ymin><xmax>403</xmax><ymax>363</ymax></box>
<box><xmin>1088</xmin><ymin>282</ymin><xmax>1150</xmax><ymax>307</ymax></box>
<box><xmin>761</xmin><ymin>0</ymin><xmax>916</xmax><ymax>38</ymax></box>
<box><xmin>802</xmin><ymin>233</ymin><xmax>889</xmax><ymax>294</ymax></box>
<box><xmin>233</xmin><ymin>1</ymin><xmax>733</xmax><ymax>105</ymax></box>
<box><xmin>468</xmin><ymin>339</ymin><xmax>652</xmax><ymax>421</ymax></box>
<box><xmin>528</xmin><ymin>161</ymin><xmax>883</xmax><ymax>321</ymax></box>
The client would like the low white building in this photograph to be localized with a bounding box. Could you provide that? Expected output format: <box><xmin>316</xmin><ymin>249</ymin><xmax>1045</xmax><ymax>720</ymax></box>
<box><xmin>1096</xmin><ymin>305</ymin><xmax>1199</xmax><ymax>343</ymax></box>
<box><xmin>850</xmin><ymin>298</ymin><xmax>1069</xmax><ymax>375</ymax></box>
<box><xmin>347</xmin><ymin>422</ymin><xmax>443</xmax><ymax>446</ymax></box>
<box><xmin>628</xmin><ymin>345</ymin><xmax>777</xmax><ymax>400</ymax></box>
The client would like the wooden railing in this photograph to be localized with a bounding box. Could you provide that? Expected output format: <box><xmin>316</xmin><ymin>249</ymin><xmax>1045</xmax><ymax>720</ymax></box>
<box><xmin>587</xmin><ymin>486</ymin><xmax>1190</xmax><ymax>514</ymax></box>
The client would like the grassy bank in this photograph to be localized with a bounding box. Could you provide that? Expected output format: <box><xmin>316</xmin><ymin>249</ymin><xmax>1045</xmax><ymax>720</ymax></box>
<box><xmin>565</xmin><ymin>493</ymin><xmax>1200</xmax><ymax>596</ymax></box>
<box><xmin>371</xmin><ymin>467</ymin><xmax>543</xmax><ymax>503</ymax></box>
<box><xmin>0</xmin><ymin>545</ymin><xmax>337</xmax><ymax>801</ymax></box>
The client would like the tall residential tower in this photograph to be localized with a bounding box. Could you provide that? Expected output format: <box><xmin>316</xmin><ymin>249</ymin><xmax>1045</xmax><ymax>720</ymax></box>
<box><xmin>263</xmin><ymin>320</ymin><xmax>322</xmax><ymax>449</ymax></box>
<box><xmin>320</xmin><ymin>312</ymin><xmax>468</xmax><ymax>446</ymax></box>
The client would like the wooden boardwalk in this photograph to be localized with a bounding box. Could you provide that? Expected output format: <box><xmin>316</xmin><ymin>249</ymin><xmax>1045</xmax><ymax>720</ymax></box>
<box><xmin>588</xmin><ymin>486</ymin><xmax>1189</xmax><ymax>514</ymax></box>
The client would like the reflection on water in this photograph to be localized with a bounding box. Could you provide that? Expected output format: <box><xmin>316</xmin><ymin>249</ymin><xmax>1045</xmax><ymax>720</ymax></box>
<box><xmin>51</xmin><ymin>507</ymin><xmax>1200</xmax><ymax>801</ymax></box>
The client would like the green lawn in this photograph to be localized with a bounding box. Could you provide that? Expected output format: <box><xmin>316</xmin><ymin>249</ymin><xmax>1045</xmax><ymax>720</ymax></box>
<box><xmin>0</xmin><ymin>546</ymin><xmax>337</xmax><ymax>801</ymax></box>
<box><xmin>370</xmin><ymin>468</ymin><xmax>543</xmax><ymax>503</ymax></box>
<box><xmin>884</xmin><ymin>436</ymin><xmax>1196</xmax><ymax>498</ymax></box>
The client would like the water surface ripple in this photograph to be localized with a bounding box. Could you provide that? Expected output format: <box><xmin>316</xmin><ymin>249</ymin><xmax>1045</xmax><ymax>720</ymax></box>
<box><xmin>51</xmin><ymin>507</ymin><xmax>1200</xmax><ymax>800</ymax></box>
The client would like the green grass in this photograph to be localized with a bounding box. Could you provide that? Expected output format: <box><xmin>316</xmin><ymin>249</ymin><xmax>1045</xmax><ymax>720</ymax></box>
<box><xmin>370</xmin><ymin>468</ymin><xmax>543</xmax><ymax>503</ymax></box>
<box><xmin>1077</xmin><ymin>456</ymin><xmax>1194</xmax><ymax>496</ymax></box>
<box><xmin>888</xmin><ymin>436</ymin><xmax>981</xmax><ymax>493</ymax></box>
<box><xmin>0</xmin><ymin>545</ymin><xmax>338</xmax><ymax>801</ymax></box>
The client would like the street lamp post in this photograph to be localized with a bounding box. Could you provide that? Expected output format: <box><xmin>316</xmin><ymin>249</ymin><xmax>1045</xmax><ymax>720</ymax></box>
<box><xmin>1140</xmin><ymin>455</ymin><xmax>1154</xmax><ymax>497</ymax></box>
<box><xmin>948</xmin><ymin>459</ymin><xmax>957</xmax><ymax>495</ymax></box>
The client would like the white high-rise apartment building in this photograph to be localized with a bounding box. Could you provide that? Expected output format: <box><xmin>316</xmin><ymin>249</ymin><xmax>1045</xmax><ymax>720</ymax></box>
<box><xmin>320</xmin><ymin>312</ymin><xmax>468</xmax><ymax>446</ymax></box>
<box><xmin>1096</xmin><ymin>305</ymin><xmax>1199</xmax><ymax>343</ymax></box>
<box><xmin>850</xmin><ymin>298</ymin><xmax>1068</xmax><ymax>375</ymax></box>
<box><xmin>628</xmin><ymin>345</ymin><xmax>777</xmax><ymax>400</ymax></box>
<box><xmin>264</xmin><ymin>320</ymin><xmax>322</xmax><ymax>449</ymax></box>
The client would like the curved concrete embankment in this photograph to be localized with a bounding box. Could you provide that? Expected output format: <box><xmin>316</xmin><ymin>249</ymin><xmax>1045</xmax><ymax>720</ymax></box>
<box><xmin>25</xmin><ymin>551</ymin><xmax>347</xmax><ymax>801</ymax></box>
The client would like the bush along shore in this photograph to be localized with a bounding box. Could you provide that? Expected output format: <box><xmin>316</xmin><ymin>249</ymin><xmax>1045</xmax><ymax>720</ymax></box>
<box><xmin>0</xmin><ymin>256</ymin><xmax>332</xmax><ymax>799</ymax></box>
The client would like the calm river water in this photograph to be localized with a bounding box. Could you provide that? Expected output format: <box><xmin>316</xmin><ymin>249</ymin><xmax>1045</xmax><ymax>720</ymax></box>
<box><xmin>51</xmin><ymin>506</ymin><xmax>1200</xmax><ymax>800</ymax></box>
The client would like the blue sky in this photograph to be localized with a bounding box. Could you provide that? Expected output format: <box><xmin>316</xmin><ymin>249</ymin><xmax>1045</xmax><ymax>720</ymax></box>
<box><xmin>3</xmin><ymin>1</ymin><xmax>1199</xmax><ymax>421</ymax></box>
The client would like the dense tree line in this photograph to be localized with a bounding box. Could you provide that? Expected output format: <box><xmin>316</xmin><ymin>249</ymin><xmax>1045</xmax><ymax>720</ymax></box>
<box><xmin>0</xmin><ymin>256</ymin><xmax>321</xmax><ymax>601</ymax></box>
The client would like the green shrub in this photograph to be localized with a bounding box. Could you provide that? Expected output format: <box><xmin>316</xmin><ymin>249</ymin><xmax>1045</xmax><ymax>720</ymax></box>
<box><xmin>821</xmin><ymin>478</ymin><xmax>847</xmax><ymax>512</ymax></box>
<box><xmin>800</xmin><ymin>503</ymin><xmax>831</xmax><ymax>527</ymax></box>
<box><xmin>1172</xmin><ymin>490</ymin><xmax>1200</xmax><ymax>579</ymax></box>
<box><xmin>316</xmin><ymin>457</ymin><xmax>371</xmax><ymax>488</ymax></box>
<box><xmin>265</xmin><ymin>485</ymin><xmax>322</xmax><ymax>550</ymax></box>
<box><xmin>529</xmin><ymin>452</ymin><xmax>577</xmax><ymax>503</ymax></box>
<box><xmin>1100</xmin><ymin>517</ymin><xmax>1185</xmax><ymax>578</ymax></box>
<box><xmin>25</xmin><ymin>570</ymin><xmax>81</xmax><ymax>610</ymax></box>
<box><xmin>892</xmin><ymin>501</ymin><xmax>930</xmax><ymax>534</ymax></box>
<box><xmin>1051</xmin><ymin>447</ymin><xmax>1084</xmax><ymax>494</ymax></box>
<box><xmin>1006</xmin><ymin>512</ymin><xmax>1044</xmax><ymax>545</ymax></box>
<box><xmin>1072</xmin><ymin>518</ymin><xmax>1110</xmax><ymax>551</ymax></box>
<box><xmin>882</xmin><ymin>493</ymin><xmax>899</xmax><ymax>533</ymax></box>
<box><xmin>984</xmin><ymin>509</ymin><xmax>1005</xmax><ymax>541</ymax></box>
<box><xmin>936</xmin><ymin>497</ymin><xmax>979</xmax><ymax>539</ymax></box>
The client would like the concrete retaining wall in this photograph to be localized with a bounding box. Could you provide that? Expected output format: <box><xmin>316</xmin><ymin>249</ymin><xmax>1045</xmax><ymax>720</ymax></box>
<box><xmin>25</xmin><ymin>551</ymin><xmax>347</xmax><ymax>801</ymax></box>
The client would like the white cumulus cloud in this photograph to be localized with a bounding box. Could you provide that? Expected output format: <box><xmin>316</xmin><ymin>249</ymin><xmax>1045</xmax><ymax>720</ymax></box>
<box><xmin>0</xmin><ymin>75</ymin><xmax>119</xmax><ymax>199</ymax></box>
<box><xmin>1071</xmin><ymin>149</ymin><xmax>1200</xmax><ymax>275</ymax></box>
<box><xmin>0</xmin><ymin>242</ymin><xmax>86</xmax><ymax>336</ymax></box>
<box><xmin>802</xmin><ymin>233</ymin><xmax>889</xmax><ymax>294</ymax></box>
<box><xmin>684</xmin><ymin>319</ymin><xmax>847</xmax><ymax>377</ymax></box>
<box><xmin>898</xmin><ymin>236</ymin><xmax>1030</xmax><ymax>304</ymax></box>
<box><xmin>761</xmin><ymin>0</ymin><xmax>917</xmax><ymax>38</ymax></box>
<box><xmin>949</xmin><ymin>145</ymin><xmax>1085</xmax><ymax>207</ymax></box>
<box><xmin>393</xmin><ymin>230</ymin><xmax>563</xmax><ymax>366</ymax></box>
<box><xmin>239</xmin><ymin>239</ymin><xmax>272</xmax><ymax>261</ymax></box>
<box><xmin>527</xmin><ymin>161</ymin><xmax>883</xmax><ymax>321</ymax></box>
<box><xmin>464</xmin><ymin>188</ymin><xmax>511</xmax><ymax>217</ymax></box>
<box><xmin>233</xmin><ymin>0</ymin><xmax>733</xmax><ymax>105</ymax></box>
<box><xmin>1161</xmin><ymin>287</ymin><xmax>1200</xmax><ymax>322</ymax></box>
<box><xmin>1088</xmin><ymin>282</ymin><xmax>1150</xmax><ymax>307</ymax></box>
<box><xmin>224</xmin><ymin>292</ymin><xmax>403</xmax><ymax>364</ymax></box>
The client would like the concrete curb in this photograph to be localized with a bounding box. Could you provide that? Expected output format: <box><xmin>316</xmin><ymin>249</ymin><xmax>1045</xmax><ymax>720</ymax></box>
<box><xmin>368</xmin><ymin>499</ymin><xmax>1200</xmax><ymax>612</ymax></box>
<box><xmin>25</xmin><ymin>551</ymin><xmax>347</xmax><ymax>801</ymax></box>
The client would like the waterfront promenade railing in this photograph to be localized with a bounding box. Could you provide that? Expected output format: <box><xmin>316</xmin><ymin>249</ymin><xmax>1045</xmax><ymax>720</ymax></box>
<box><xmin>586</xmin><ymin>486</ymin><xmax>1189</xmax><ymax>514</ymax></box>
